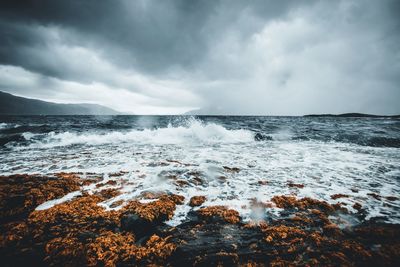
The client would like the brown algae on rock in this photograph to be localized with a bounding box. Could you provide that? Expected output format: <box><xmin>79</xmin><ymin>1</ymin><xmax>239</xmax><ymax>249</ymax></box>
<box><xmin>1</xmin><ymin>173</ymin><xmax>400</xmax><ymax>266</ymax></box>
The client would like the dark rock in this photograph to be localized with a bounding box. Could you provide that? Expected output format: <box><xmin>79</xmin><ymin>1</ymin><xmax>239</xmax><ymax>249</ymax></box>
<box><xmin>120</xmin><ymin>213</ymin><xmax>155</xmax><ymax>238</ymax></box>
<box><xmin>254</xmin><ymin>133</ymin><xmax>273</xmax><ymax>141</ymax></box>
<box><xmin>0</xmin><ymin>174</ymin><xmax>80</xmax><ymax>224</ymax></box>
<box><xmin>189</xmin><ymin>196</ymin><xmax>206</xmax><ymax>207</ymax></box>
<box><xmin>77</xmin><ymin>231</ymin><xmax>98</xmax><ymax>242</ymax></box>
<box><xmin>168</xmin><ymin>221</ymin><xmax>270</xmax><ymax>266</ymax></box>
<box><xmin>223</xmin><ymin>166</ymin><xmax>240</xmax><ymax>173</ymax></box>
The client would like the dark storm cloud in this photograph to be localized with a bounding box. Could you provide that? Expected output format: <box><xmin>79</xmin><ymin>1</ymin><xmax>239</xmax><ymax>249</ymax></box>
<box><xmin>0</xmin><ymin>0</ymin><xmax>211</xmax><ymax>78</ymax></box>
<box><xmin>0</xmin><ymin>0</ymin><xmax>399</xmax><ymax>114</ymax></box>
<box><xmin>0</xmin><ymin>0</ymin><xmax>313</xmax><ymax>80</ymax></box>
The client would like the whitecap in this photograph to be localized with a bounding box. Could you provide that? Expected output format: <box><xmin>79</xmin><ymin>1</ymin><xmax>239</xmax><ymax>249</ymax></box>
<box><xmin>25</xmin><ymin>118</ymin><xmax>255</xmax><ymax>148</ymax></box>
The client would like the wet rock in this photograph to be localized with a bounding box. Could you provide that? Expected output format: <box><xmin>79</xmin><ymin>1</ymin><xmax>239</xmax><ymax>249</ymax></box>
<box><xmin>197</xmin><ymin>206</ymin><xmax>241</xmax><ymax>224</ymax></box>
<box><xmin>254</xmin><ymin>133</ymin><xmax>273</xmax><ymax>141</ymax></box>
<box><xmin>1</xmin><ymin>174</ymin><xmax>400</xmax><ymax>266</ymax></box>
<box><xmin>331</xmin><ymin>193</ymin><xmax>350</xmax><ymax>200</ymax></box>
<box><xmin>223</xmin><ymin>166</ymin><xmax>240</xmax><ymax>173</ymax></box>
<box><xmin>158</xmin><ymin>169</ymin><xmax>186</xmax><ymax>181</ymax></box>
<box><xmin>110</xmin><ymin>200</ymin><xmax>124</xmax><ymax>208</ymax></box>
<box><xmin>86</xmin><ymin>232</ymin><xmax>176</xmax><ymax>266</ymax></box>
<box><xmin>139</xmin><ymin>190</ymin><xmax>164</xmax><ymax>199</ymax></box>
<box><xmin>120</xmin><ymin>194</ymin><xmax>184</xmax><ymax>223</ymax></box>
<box><xmin>95</xmin><ymin>180</ymin><xmax>117</xmax><ymax>188</ymax></box>
<box><xmin>353</xmin><ymin>203</ymin><xmax>363</xmax><ymax>211</ymax></box>
<box><xmin>77</xmin><ymin>231</ymin><xmax>98</xmax><ymax>242</ymax></box>
<box><xmin>166</xmin><ymin>159</ymin><xmax>197</xmax><ymax>166</ymax></box>
<box><xmin>121</xmin><ymin>213</ymin><xmax>155</xmax><ymax>238</ymax></box>
<box><xmin>96</xmin><ymin>188</ymin><xmax>121</xmax><ymax>199</ymax></box>
<box><xmin>80</xmin><ymin>177</ymin><xmax>102</xmax><ymax>186</ymax></box>
<box><xmin>287</xmin><ymin>182</ymin><xmax>305</xmax><ymax>188</ymax></box>
<box><xmin>186</xmin><ymin>171</ymin><xmax>205</xmax><ymax>185</ymax></box>
<box><xmin>175</xmin><ymin>179</ymin><xmax>190</xmax><ymax>187</ymax></box>
<box><xmin>367</xmin><ymin>193</ymin><xmax>382</xmax><ymax>200</ymax></box>
<box><xmin>147</xmin><ymin>161</ymin><xmax>170</xmax><ymax>167</ymax></box>
<box><xmin>323</xmin><ymin>223</ymin><xmax>343</xmax><ymax>237</ymax></box>
<box><xmin>109</xmin><ymin>170</ymin><xmax>128</xmax><ymax>177</ymax></box>
<box><xmin>189</xmin><ymin>196</ymin><xmax>206</xmax><ymax>207</ymax></box>
<box><xmin>217</xmin><ymin>175</ymin><xmax>228</xmax><ymax>184</ymax></box>
<box><xmin>0</xmin><ymin>174</ymin><xmax>80</xmax><ymax>223</ymax></box>
<box><xmin>169</xmin><ymin>221</ymin><xmax>268</xmax><ymax>266</ymax></box>
<box><xmin>271</xmin><ymin>195</ymin><xmax>338</xmax><ymax>213</ymax></box>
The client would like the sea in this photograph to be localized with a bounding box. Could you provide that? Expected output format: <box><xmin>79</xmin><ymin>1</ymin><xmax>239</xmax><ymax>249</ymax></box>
<box><xmin>0</xmin><ymin>115</ymin><xmax>399</xmax><ymax>225</ymax></box>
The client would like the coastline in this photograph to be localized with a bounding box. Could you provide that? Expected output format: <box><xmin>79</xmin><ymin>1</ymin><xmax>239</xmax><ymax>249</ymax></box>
<box><xmin>1</xmin><ymin>173</ymin><xmax>399</xmax><ymax>266</ymax></box>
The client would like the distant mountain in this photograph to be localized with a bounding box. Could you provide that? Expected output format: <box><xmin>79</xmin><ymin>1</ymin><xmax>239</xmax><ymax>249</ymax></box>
<box><xmin>304</xmin><ymin>113</ymin><xmax>400</xmax><ymax>118</ymax></box>
<box><xmin>0</xmin><ymin>91</ymin><xmax>120</xmax><ymax>115</ymax></box>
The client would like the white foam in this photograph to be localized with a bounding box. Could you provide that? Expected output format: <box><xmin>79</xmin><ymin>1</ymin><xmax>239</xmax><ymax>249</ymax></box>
<box><xmin>2</xmin><ymin>119</ymin><xmax>399</xmax><ymax>225</ymax></box>
<box><xmin>0</xmin><ymin>123</ymin><xmax>19</xmax><ymax>129</ymax></box>
<box><xmin>25</xmin><ymin>118</ymin><xmax>254</xmax><ymax>148</ymax></box>
<box><xmin>35</xmin><ymin>191</ymin><xmax>82</xmax><ymax>210</ymax></box>
<box><xmin>270</xmin><ymin>128</ymin><xmax>293</xmax><ymax>141</ymax></box>
<box><xmin>22</xmin><ymin>132</ymin><xmax>36</xmax><ymax>140</ymax></box>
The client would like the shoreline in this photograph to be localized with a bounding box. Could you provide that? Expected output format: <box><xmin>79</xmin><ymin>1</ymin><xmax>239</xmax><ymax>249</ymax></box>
<box><xmin>1</xmin><ymin>173</ymin><xmax>399</xmax><ymax>266</ymax></box>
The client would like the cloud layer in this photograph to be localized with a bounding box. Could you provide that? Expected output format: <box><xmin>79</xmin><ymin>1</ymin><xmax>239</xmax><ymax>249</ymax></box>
<box><xmin>0</xmin><ymin>0</ymin><xmax>399</xmax><ymax>114</ymax></box>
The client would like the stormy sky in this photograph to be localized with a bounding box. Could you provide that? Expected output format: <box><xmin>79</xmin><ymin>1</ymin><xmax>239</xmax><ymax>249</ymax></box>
<box><xmin>0</xmin><ymin>0</ymin><xmax>399</xmax><ymax>115</ymax></box>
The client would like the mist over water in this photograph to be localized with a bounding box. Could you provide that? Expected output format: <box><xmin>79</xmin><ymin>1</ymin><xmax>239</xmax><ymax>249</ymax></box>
<box><xmin>1</xmin><ymin>115</ymin><xmax>399</xmax><ymax>225</ymax></box>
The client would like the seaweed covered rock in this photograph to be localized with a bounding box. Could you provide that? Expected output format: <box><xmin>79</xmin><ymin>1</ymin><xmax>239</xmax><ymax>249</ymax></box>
<box><xmin>120</xmin><ymin>213</ymin><xmax>152</xmax><ymax>238</ymax></box>
<box><xmin>86</xmin><ymin>232</ymin><xmax>176</xmax><ymax>266</ymax></box>
<box><xmin>96</xmin><ymin>188</ymin><xmax>121</xmax><ymax>199</ymax></box>
<box><xmin>0</xmin><ymin>174</ymin><xmax>80</xmax><ymax>223</ymax></box>
<box><xmin>197</xmin><ymin>206</ymin><xmax>241</xmax><ymax>224</ymax></box>
<box><xmin>169</xmin><ymin>221</ymin><xmax>266</xmax><ymax>266</ymax></box>
<box><xmin>2</xmin><ymin>193</ymin><xmax>180</xmax><ymax>266</ymax></box>
<box><xmin>0</xmin><ymin>174</ymin><xmax>181</xmax><ymax>267</ymax></box>
<box><xmin>121</xmin><ymin>194</ymin><xmax>184</xmax><ymax>222</ymax></box>
<box><xmin>1</xmin><ymin>174</ymin><xmax>400</xmax><ymax>267</ymax></box>
<box><xmin>271</xmin><ymin>195</ymin><xmax>339</xmax><ymax>212</ymax></box>
<box><xmin>119</xmin><ymin>194</ymin><xmax>184</xmax><ymax>238</ymax></box>
<box><xmin>189</xmin><ymin>195</ymin><xmax>206</xmax><ymax>207</ymax></box>
<box><xmin>28</xmin><ymin>195</ymin><xmax>120</xmax><ymax>240</ymax></box>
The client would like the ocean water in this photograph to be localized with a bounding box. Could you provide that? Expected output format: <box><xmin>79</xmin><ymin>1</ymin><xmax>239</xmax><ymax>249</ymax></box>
<box><xmin>1</xmin><ymin>115</ymin><xmax>399</xmax><ymax>225</ymax></box>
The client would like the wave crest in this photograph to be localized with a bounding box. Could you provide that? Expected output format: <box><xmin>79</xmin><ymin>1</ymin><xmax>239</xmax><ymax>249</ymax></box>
<box><xmin>24</xmin><ymin>119</ymin><xmax>255</xmax><ymax>148</ymax></box>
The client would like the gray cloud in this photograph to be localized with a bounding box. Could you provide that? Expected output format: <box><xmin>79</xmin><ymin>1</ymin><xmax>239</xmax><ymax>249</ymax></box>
<box><xmin>0</xmin><ymin>0</ymin><xmax>399</xmax><ymax>114</ymax></box>
<box><xmin>0</xmin><ymin>0</ymin><xmax>308</xmax><ymax>76</ymax></box>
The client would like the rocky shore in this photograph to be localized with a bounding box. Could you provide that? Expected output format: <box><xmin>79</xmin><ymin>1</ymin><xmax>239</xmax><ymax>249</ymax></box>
<box><xmin>1</xmin><ymin>174</ymin><xmax>399</xmax><ymax>266</ymax></box>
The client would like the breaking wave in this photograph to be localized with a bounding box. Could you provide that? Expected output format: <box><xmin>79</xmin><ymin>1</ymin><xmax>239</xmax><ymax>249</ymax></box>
<box><xmin>1</xmin><ymin>115</ymin><xmax>399</xmax><ymax>224</ymax></box>
<box><xmin>23</xmin><ymin>119</ymin><xmax>255</xmax><ymax>148</ymax></box>
<box><xmin>0</xmin><ymin>122</ymin><xmax>20</xmax><ymax>129</ymax></box>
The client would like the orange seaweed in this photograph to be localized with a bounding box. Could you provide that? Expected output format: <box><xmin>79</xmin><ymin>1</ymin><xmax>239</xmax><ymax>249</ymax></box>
<box><xmin>331</xmin><ymin>194</ymin><xmax>349</xmax><ymax>200</ymax></box>
<box><xmin>287</xmin><ymin>182</ymin><xmax>304</xmax><ymax>189</ymax></box>
<box><xmin>189</xmin><ymin>196</ymin><xmax>206</xmax><ymax>207</ymax></box>
<box><xmin>198</xmin><ymin>206</ymin><xmax>240</xmax><ymax>224</ymax></box>
<box><xmin>0</xmin><ymin>174</ymin><xmax>80</xmax><ymax>223</ymax></box>
<box><xmin>121</xmin><ymin>194</ymin><xmax>184</xmax><ymax>222</ymax></box>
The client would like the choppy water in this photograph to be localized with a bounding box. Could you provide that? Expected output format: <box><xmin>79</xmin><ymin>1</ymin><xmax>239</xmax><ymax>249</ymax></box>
<box><xmin>1</xmin><ymin>115</ymin><xmax>399</xmax><ymax>225</ymax></box>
